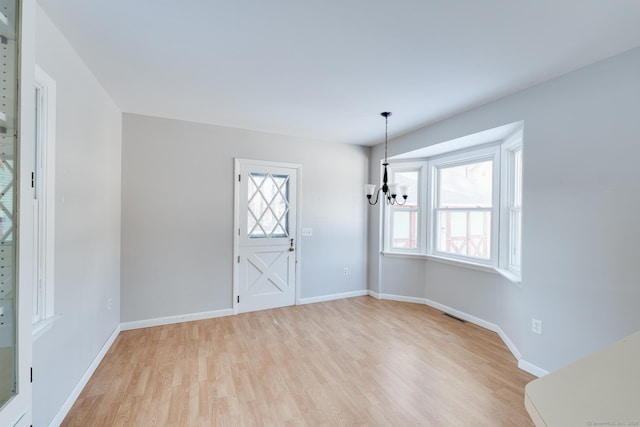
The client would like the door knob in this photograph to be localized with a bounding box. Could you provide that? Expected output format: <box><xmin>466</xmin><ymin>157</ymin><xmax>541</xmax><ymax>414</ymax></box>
<box><xmin>289</xmin><ymin>238</ymin><xmax>295</xmax><ymax>252</ymax></box>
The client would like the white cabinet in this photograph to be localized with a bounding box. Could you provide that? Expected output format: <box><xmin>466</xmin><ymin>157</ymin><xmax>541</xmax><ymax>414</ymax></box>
<box><xmin>525</xmin><ymin>331</ymin><xmax>640</xmax><ymax>426</ymax></box>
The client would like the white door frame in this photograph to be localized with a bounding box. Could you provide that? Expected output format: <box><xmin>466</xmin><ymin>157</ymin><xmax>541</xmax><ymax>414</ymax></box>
<box><xmin>232</xmin><ymin>158</ymin><xmax>302</xmax><ymax>315</ymax></box>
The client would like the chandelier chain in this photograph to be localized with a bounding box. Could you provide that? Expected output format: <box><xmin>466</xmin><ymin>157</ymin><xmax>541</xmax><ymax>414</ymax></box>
<box><xmin>384</xmin><ymin>114</ymin><xmax>388</xmax><ymax>163</ymax></box>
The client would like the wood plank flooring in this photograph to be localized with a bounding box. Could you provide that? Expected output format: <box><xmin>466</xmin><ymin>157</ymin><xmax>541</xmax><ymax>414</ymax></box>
<box><xmin>62</xmin><ymin>297</ymin><xmax>535</xmax><ymax>426</ymax></box>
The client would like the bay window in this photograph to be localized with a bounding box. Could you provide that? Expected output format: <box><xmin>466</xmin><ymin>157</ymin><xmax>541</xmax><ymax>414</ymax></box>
<box><xmin>382</xmin><ymin>126</ymin><xmax>523</xmax><ymax>282</ymax></box>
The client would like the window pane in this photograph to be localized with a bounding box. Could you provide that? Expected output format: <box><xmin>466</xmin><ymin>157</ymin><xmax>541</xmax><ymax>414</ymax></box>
<box><xmin>510</xmin><ymin>209</ymin><xmax>522</xmax><ymax>270</ymax></box>
<box><xmin>438</xmin><ymin>160</ymin><xmax>493</xmax><ymax>208</ymax></box>
<box><xmin>247</xmin><ymin>173</ymin><xmax>290</xmax><ymax>238</ymax></box>
<box><xmin>437</xmin><ymin>210</ymin><xmax>491</xmax><ymax>259</ymax></box>
<box><xmin>391</xmin><ymin>210</ymin><xmax>418</xmax><ymax>249</ymax></box>
<box><xmin>514</xmin><ymin>149</ymin><xmax>522</xmax><ymax>207</ymax></box>
<box><xmin>392</xmin><ymin>170</ymin><xmax>418</xmax><ymax>208</ymax></box>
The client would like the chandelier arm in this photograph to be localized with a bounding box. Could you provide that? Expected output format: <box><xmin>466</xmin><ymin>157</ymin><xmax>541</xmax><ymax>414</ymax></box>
<box><xmin>368</xmin><ymin>187</ymin><xmax>384</xmax><ymax>205</ymax></box>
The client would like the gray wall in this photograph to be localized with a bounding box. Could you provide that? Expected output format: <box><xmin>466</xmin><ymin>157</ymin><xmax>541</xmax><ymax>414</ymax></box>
<box><xmin>33</xmin><ymin>7</ymin><xmax>122</xmax><ymax>427</ymax></box>
<box><xmin>121</xmin><ymin>114</ymin><xmax>369</xmax><ymax>322</ymax></box>
<box><xmin>368</xmin><ymin>47</ymin><xmax>640</xmax><ymax>372</ymax></box>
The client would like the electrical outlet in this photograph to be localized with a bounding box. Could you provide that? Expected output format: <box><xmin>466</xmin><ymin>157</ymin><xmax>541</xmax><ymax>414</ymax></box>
<box><xmin>108</xmin><ymin>298</ymin><xmax>112</xmax><ymax>311</ymax></box>
<box><xmin>343</xmin><ymin>267</ymin><xmax>349</xmax><ymax>275</ymax></box>
<box><xmin>531</xmin><ymin>318</ymin><xmax>542</xmax><ymax>335</ymax></box>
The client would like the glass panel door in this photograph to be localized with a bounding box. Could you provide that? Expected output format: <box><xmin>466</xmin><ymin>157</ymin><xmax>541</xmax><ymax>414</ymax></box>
<box><xmin>0</xmin><ymin>0</ymin><xmax>18</xmax><ymax>410</ymax></box>
<box><xmin>247</xmin><ymin>172</ymin><xmax>290</xmax><ymax>239</ymax></box>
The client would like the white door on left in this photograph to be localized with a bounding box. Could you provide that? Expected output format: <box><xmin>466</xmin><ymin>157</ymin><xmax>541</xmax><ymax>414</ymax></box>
<box><xmin>234</xmin><ymin>159</ymin><xmax>300</xmax><ymax>314</ymax></box>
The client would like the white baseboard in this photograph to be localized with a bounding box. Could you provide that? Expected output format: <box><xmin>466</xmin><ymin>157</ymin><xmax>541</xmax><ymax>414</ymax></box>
<box><xmin>518</xmin><ymin>359</ymin><xmax>549</xmax><ymax>377</ymax></box>
<box><xmin>48</xmin><ymin>325</ymin><xmax>121</xmax><ymax>427</ymax></box>
<box><xmin>374</xmin><ymin>292</ymin><xmax>547</xmax><ymax>377</ymax></box>
<box><xmin>423</xmin><ymin>297</ymin><xmax>498</xmax><ymax>332</ymax></box>
<box><xmin>377</xmin><ymin>293</ymin><xmax>426</xmax><ymax>305</ymax></box>
<box><xmin>120</xmin><ymin>308</ymin><xmax>234</xmax><ymax>331</ymax></box>
<box><xmin>298</xmin><ymin>290</ymin><xmax>368</xmax><ymax>305</ymax></box>
<box><xmin>368</xmin><ymin>290</ymin><xmax>381</xmax><ymax>299</ymax></box>
<box><xmin>496</xmin><ymin>327</ymin><xmax>522</xmax><ymax>360</ymax></box>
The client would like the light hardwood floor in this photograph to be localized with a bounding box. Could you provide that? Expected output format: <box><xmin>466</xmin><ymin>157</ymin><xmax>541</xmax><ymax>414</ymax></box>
<box><xmin>62</xmin><ymin>297</ymin><xmax>535</xmax><ymax>426</ymax></box>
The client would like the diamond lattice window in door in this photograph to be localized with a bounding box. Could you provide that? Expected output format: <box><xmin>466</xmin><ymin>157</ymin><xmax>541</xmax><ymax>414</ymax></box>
<box><xmin>0</xmin><ymin>156</ymin><xmax>14</xmax><ymax>244</ymax></box>
<box><xmin>247</xmin><ymin>173</ymin><xmax>290</xmax><ymax>238</ymax></box>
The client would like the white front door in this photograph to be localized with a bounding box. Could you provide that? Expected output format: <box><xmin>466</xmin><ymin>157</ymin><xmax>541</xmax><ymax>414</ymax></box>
<box><xmin>233</xmin><ymin>159</ymin><xmax>299</xmax><ymax>313</ymax></box>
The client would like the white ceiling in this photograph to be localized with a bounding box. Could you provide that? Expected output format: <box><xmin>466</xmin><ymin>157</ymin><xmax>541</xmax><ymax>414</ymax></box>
<box><xmin>37</xmin><ymin>0</ymin><xmax>640</xmax><ymax>146</ymax></box>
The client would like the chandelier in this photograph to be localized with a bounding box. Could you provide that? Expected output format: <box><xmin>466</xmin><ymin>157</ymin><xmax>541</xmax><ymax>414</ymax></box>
<box><xmin>364</xmin><ymin>112</ymin><xmax>408</xmax><ymax>205</ymax></box>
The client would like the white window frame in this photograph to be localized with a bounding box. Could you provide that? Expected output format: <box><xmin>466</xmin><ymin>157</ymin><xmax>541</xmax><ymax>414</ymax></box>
<box><xmin>427</xmin><ymin>144</ymin><xmax>501</xmax><ymax>268</ymax></box>
<box><xmin>499</xmin><ymin>130</ymin><xmax>523</xmax><ymax>281</ymax></box>
<box><xmin>383</xmin><ymin>162</ymin><xmax>427</xmax><ymax>254</ymax></box>
<box><xmin>32</xmin><ymin>65</ymin><xmax>58</xmax><ymax>340</ymax></box>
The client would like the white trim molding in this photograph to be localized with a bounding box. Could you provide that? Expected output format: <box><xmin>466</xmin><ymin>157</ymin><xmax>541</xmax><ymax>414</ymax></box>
<box><xmin>120</xmin><ymin>308</ymin><xmax>234</xmax><ymax>331</ymax></box>
<box><xmin>423</xmin><ymin>296</ymin><xmax>497</xmax><ymax>333</ymax></box>
<box><xmin>372</xmin><ymin>292</ymin><xmax>426</xmax><ymax>305</ymax></box>
<box><xmin>298</xmin><ymin>290</ymin><xmax>368</xmax><ymax>305</ymax></box>
<box><xmin>518</xmin><ymin>359</ymin><xmax>550</xmax><ymax>378</ymax></box>
<box><xmin>48</xmin><ymin>325</ymin><xmax>121</xmax><ymax>427</ymax></box>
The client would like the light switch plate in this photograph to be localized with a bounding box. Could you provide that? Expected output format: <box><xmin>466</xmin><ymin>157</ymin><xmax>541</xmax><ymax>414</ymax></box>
<box><xmin>301</xmin><ymin>227</ymin><xmax>313</xmax><ymax>237</ymax></box>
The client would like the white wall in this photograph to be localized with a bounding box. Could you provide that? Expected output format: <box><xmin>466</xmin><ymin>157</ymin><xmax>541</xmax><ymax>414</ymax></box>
<box><xmin>33</xmin><ymin>7</ymin><xmax>122</xmax><ymax>427</ymax></box>
<box><xmin>369</xmin><ymin>47</ymin><xmax>640</xmax><ymax>373</ymax></box>
<box><xmin>121</xmin><ymin>114</ymin><xmax>369</xmax><ymax>322</ymax></box>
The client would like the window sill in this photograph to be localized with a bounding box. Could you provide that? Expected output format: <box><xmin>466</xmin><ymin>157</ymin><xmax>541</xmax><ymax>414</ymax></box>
<box><xmin>382</xmin><ymin>251</ymin><xmax>522</xmax><ymax>283</ymax></box>
<box><xmin>496</xmin><ymin>268</ymin><xmax>522</xmax><ymax>284</ymax></box>
<box><xmin>425</xmin><ymin>254</ymin><xmax>496</xmax><ymax>274</ymax></box>
<box><xmin>32</xmin><ymin>314</ymin><xmax>61</xmax><ymax>342</ymax></box>
<box><xmin>381</xmin><ymin>251</ymin><xmax>428</xmax><ymax>260</ymax></box>
<box><xmin>382</xmin><ymin>251</ymin><xmax>494</xmax><ymax>273</ymax></box>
